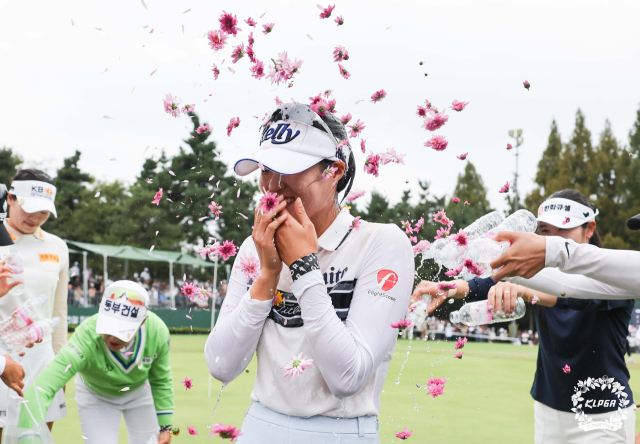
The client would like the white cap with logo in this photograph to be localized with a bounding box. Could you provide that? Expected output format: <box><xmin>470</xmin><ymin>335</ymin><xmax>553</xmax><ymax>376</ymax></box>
<box><xmin>96</xmin><ymin>280</ymin><xmax>149</xmax><ymax>342</ymax></box>
<box><xmin>537</xmin><ymin>197</ymin><xmax>599</xmax><ymax>229</ymax></box>
<box><xmin>9</xmin><ymin>180</ymin><xmax>58</xmax><ymax>217</ymax></box>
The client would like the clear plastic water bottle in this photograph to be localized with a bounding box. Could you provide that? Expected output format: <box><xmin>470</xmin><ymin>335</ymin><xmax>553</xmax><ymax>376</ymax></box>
<box><xmin>462</xmin><ymin>211</ymin><xmax>505</xmax><ymax>239</ymax></box>
<box><xmin>449</xmin><ymin>298</ymin><xmax>526</xmax><ymax>326</ymax></box>
<box><xmin>408</xmin><ymin>298</ymin><xmax>430</xmax><ymax>328</ymax></box>
<box><xmin>0</xmin><ymin>317</ymin><xmax>60</xmax><ymax>351</ymax></box>
<box><xmin>0</xmin><ymin>294</ymin><xmax>48</xmax><ymax>337</ymax></box>
<box><xmin>485</xmin><ymin>209</ymin><xmax>538</xmax><ymax>238</ymax></box>
<box><xmin>5</xmin><ymin>246</ymin><xmax>24</xmax><ymax>296</ymax></box>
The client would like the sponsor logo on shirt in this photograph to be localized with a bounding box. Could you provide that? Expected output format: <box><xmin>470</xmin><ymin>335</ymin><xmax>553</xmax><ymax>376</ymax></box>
<box><xmin>367</xmin><ymin>289</ymin><xmax>396</xmax><ymax>302</ymax></box>
<box><xmin>39</xmin><ymin>253</ymin><xmax>59</xmax><ymax>263</ymax></box>
<box><xmin>376</xmin><ymin>269</ymin><xmax>398</xmax><ymax>292</ymax></box>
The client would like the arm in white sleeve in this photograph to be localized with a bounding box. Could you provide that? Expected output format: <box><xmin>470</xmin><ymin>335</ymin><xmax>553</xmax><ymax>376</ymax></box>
<box><xmin>204</xmin><ymin>239</ymin><xmax>272</xmax><ymax>384</ymax></box>
<box><xmin>545</xmin><ymin>236</ymin><xmax>640</xmax><ymax>293</ymax></box>
<box><xmin>52</xmin><ymin>249</ymin><xmax>69</xmax><ymax>354</ymax></box>
<box><xmin>293</xmin><ymin>224</ymin><xmax>414</xmax><ymax>399</ymax></box>
<box><xmin>0</xmin><ymin>355</ymin><xmax>6</xmax><ymax>375</ymax></box>
<box><xmin>509</xmin><ymin>267</ymin><xmax>639</xmax><ymax>300</ymax></box>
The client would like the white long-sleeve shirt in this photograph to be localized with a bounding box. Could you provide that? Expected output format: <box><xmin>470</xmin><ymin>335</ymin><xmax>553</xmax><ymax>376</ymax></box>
<box><xmin>205</xmin><ymin>209</ymin><xmax>414</xmax><ymax>418</ymax></box>
<box><xmin>543</xmin><ymin>236</ymin><xmax>640</xmax><ymax>296</ymax></box>
<box><xmin>0</xmin><ymin>220</ymin><xmax>69</xmax><ymax>354</ymax></box>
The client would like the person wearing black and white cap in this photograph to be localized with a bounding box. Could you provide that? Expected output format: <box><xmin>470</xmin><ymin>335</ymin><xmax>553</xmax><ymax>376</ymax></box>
<box><xmin>205</xmin><ymin>103</ymin><xmax>414</xmax><ymax>443</ymax></box>
<box><xmin>0</xmin><ymin>169</ymin><xmax>69</xmax><ymax>437</ymax></box>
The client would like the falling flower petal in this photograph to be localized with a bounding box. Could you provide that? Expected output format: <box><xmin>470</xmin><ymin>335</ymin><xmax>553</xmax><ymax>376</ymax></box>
<box><xmin>457</xmin><ymin>152</ymin><xmax>468</xmax><ymax>160</ymax></box>
<box><xmin>455</xmin><ymin>352</ymin><xmax>464</xmax><ymax>359</ymax></box>
<box><xmin>307</xmin><ymin>34</ymin><xmax>314</xmax><ymax>40</ymax></box>
<box><xmin>182</xmin><ymin>378</ymin><xmax>193</xmax><ymax>390</ymax></box>
<box><xmin>210</xmin><ymin>424</ymin><xmax>242</xmax><ymax>441</ymax></box>
<box><xmin>182</xmin><ymin>8</ymin><xmax>190</xmax><ymax>14</ymax></box>
<box><xmin>395</xmin><ymin>428</ymin><xmax>413</xmax><ymax>440</ymax></box>
<box><xmin>103</xmin><ymin>115</ymin><xmax>112</xmax><ymax>120</ymax></box>
<box><xmin>499</xmin><ymin>181</ymin><xmax>511</xmax><ymax>193</ymax></box>
<box><xmin>150</xmin><ymin>67</ymin><xmax>159</xmax><ymax>76</ymax></box>
<box><xmin>427</xmin><ymin>377</ymin><xmax>446</xmax><ymax>398</ymax></box>
<box><xmin>563</xmin><ymin>364</ymin><xmax>570</xmax><ymax>373</ymax></box>
<box><xmin>281</xmin><ymin>353</ymin><xmax>314</xmax><ymax>378</ymax></box>
<box><xmin>455</xmin><ymin>336</ymin><xmax>468</xmax><ymax>350</ymax></box>
<box><xmin>531</xmin><ymin>294</ymin><xmax>539</xmax><ymax>304</ymax></box>
<box><xmin>141</xmin><ymin>0</ymin><xmax>148</xmax><ymax>10</ymax></box>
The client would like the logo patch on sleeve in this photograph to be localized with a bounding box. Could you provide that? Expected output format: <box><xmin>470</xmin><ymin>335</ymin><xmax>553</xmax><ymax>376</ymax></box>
<box><xmin>376</xmin><ymin>269</ymin><xmax>399</xmax><ymax>291</ymax></box>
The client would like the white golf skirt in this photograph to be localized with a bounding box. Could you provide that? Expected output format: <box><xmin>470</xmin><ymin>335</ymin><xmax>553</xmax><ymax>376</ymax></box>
<box><xmin>0</xmin><ymin>342</ymin><xmax>67</xmax><ymax>426</ymax></box>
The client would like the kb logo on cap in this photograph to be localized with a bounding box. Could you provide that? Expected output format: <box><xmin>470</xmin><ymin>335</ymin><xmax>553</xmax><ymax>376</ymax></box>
<box><xmin>30</xmin><ymin>185</ymin><xmax>54</xmax><ymax>200</ymax></box>
<box><xmin>260</xmin><ymin>123</ymin><xmax>301</xmax><ymax>146</ymax></box>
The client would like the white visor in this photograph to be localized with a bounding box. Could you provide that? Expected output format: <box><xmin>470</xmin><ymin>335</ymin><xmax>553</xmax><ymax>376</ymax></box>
<box><xmin>234</xmin><ymin>119</ymin><xmax>339</xmax><ymax>176</ymax></box>
<box><xmin>96</xmin><ymin>280</ymin><xmax>149</xmax><ymax>342</ymax></box>
<box><xmin>9</xmin><ymin>180</ymin><xmax>57</xmax><ymax>217</ymax></box>
<box><xmin>537</xmin><ymin>197</ymin><xmax>599</xmax><ymax>229</ymax></box>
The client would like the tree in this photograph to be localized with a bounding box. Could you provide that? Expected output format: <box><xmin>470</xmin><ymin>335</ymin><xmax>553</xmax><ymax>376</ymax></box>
<box><xmin>445</xmin><ymin>162</ymin><xmax>493</xmax><ymax>229</ymax></box>
<box><xmin>46</xmin><ymin>150</ymin><xmax>94</xmax><ymax>239</ymax></box>
<box><xmin>357</xmin><ymin>190</ymin><xmax>393</xmax><ymax>224</ymax></box>
<box><xmin>558</xmin><ymin>109</ymin><xmax>598</xmax><ymax>196</ymax></box>
<box><xmin>525</xmin><ymin>120</ymin><xmax>564</xmax><ymax>213</ymax></box>
<box><xmin>0</xmin><ymin>147</ymin><xmax>22</xmax><ymax>186</ymax></box>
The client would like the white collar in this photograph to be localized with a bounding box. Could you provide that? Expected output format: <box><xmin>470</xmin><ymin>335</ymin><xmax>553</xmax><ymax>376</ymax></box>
<box><xmin>317</xmin><ymin>208</ymin><xmax>355</xmax><ymax>252</ymax></box>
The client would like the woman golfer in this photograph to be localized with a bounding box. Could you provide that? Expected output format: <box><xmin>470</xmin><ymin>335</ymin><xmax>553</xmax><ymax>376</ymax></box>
<box><xmin>0</xmin><ymin>169</ymin><xmax>69</xmax><ymax>437</ymax></box>
<box><xmin>18</xmin><ymin>280</ymin><xmax>174</xmax><ymax>444</ymax></box>
<box><xmin>415</xmin><ymin>189</ymin><xmax>636</xmax><ymax>444</ymax></box>
<box><xmin>205</xmin><ymin>103</ymin><xmax>414</xmax><ymax>443</ymax></box>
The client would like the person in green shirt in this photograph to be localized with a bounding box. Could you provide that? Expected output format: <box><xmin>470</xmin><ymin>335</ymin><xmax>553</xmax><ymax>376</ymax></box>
<box><xmin>18</xmin><ymin>280</ymin><xmax>174</xmax><ymax>444</ymax></box>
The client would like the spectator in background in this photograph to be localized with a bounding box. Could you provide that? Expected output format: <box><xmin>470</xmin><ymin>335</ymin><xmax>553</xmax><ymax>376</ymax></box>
<box><xmin>140</xmin><ymin>267</ymin><xmax>150</xmax><ymax>283</ymax></box>
<box><xmin>70</xmin><ymin>261</ymin><xmax>80</xmax><ymax>286</ymax></box>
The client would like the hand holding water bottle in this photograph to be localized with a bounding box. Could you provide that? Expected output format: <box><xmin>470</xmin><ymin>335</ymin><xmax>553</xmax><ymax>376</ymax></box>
<box><xmin>0</xmin><ymin>259</ymin><xmax>23</xmax><ymax>298</ymax></box>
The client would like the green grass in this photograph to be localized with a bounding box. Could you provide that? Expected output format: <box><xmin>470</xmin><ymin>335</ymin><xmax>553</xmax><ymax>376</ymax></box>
<box><xmin>51</xmin><ymin>336</ymin><xmax>640</xmax><ymax>443</ymax></box>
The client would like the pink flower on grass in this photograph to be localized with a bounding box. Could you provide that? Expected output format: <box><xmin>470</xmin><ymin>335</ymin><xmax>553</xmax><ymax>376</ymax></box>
<box><xmin>181</xmin><ymin>378</ymin><xmax>193</xmax><ymax>390</ymax></box>
<box><xmin>218</xmin><ymin>240</ymin><xmax>237</xmax><ymax>261</ymax></box>
<box><xmin>333</xmin><ymin>45</ymin><xmax>349</xmax><ymax>62</ymax></box>
<box><xmin>451</xmin><ymin>100</ymin><xmax>469</xmax><ymax>112</ymax></box>
<box><xmin>212</xmin><ymin>64</ymin><xmax>220</xmax><ymax>80</ymax></box>
<box><xmin>259</xmin><ymin>192</ymin><xmax>279</xmax><ymax>213</ymax></box>
<box><xmin>499</xmin><ymin>181</ymin><xmax>511</xmax><ymax>193</ymax></box>
<box><xmin>390</xmin><ymin>319</ymin><xmax>414</xmax><ymax>329</ymax></box>
<box><xmin>231</xmin><ymin>43</ymin><xmax>245</xmax><ymax>64</ymax></box>
<box><xmin>451</xmin><ymin>196</ymin><xmax>460</xmax><ymax>204</ymax></box>
<box><xmin>207</xmin><ymin>30</ymin><xmax>228</xmax><ymax>52</ymax></box>
<box><xmin>265</xmin><ymin>51</ymin><xmax>303</xmax><ymax>86</ymax></box>
<box><xmin>451</xmin><ymin>229</ymin><xmax>469</xmax><ymax>248</ymax></box>
<box><xmin>395</xmin><ymin>428</ymin><xmax>413</xmax><ymax>440</ymax></box>
<box><xmin>363</xmin><ymin>153</ymin><xmax>381</xmax><ymax>177</ymax></box>
<box><xmin>435</xmin><ymin>226</ymin><xmax>451</xmax><ymax>239</ymax></box>
<box><xmin>250</xmin><ymin>60</ymin><xmax>265</xmax><ymax>79</ymax></box>
<box><xmin>438</xmin><ymin>282</ymin><xmax>457</xmax><ymax>294</ymax></box>
<box><xmin>182</xmin><ymin>104</ymin><xmax>196</xmax><ymax>114</ymax></box>
<box><xmin>338</xmin><ymin>64</ymin><xmax>350</xmax><ymax>79</ymax></box>
<box><xmin>152</xmin><ymin>188</ymin><xmax>163</xmax><ymax>205</ymax></box>
<box><xmin>524</xmin><ymin>80</ymin><xmax>531</xmax><ymax>90</ymax></box>
<box><xmin>335</xmin><ymin>16</ymin><xmax>344</xmax><ymax>25</ymax></box>
<box><xmin>464</xmin><ymin>200</ymin><xmax>470</xmax><ymax>206</ymax></box>
<box><xmin>219</xmin><ymin>11</ymin><xmax>240</xmax><ymax>37</ymax></box>
<box><xmin>208</xmin><ymin>201</ymin><xmax>223</xmax><ymax>216</ymax></box>
<box><xmin>371</xmin><ymin>89</ymin><xmax>387</xmax><ymax>104</ymax></box>
<box><xmin>425</xmin><ymin>135</ymin><xmax>448</xmax><ymax>151</ymax></box>
<box><xmin>211</xmin><ymin>424</ymin><xmax>242</xmax><ymax>442</ymax></box>
<box><xmin>455</xmin><ymin>352</ymin><xmax>464</xmax><ymax>359</ymax></box>
<box><xmin>360</xmin><ymin>139</ymin><xmax>366</xmax><ymax>153</ymax></box>
<box><xmin>311</xmin><ymin>99</ymin><xmax>330</xmax><ymax>116</ymax></box>
<box><xmin>196</xmin><ymin>125</ymin><xmax>210</xmax><ymax>134</ymax></box>
<box><xmin>455</xmin><ymin>336</ymin><xmax>468</xmax><ymax>350</ymax></box>
<box><xmin>347</xmin><ymin>119</ymin><xmax>365</xmax><ymax>138</ymax></box>
<box><xmin>227</xmin><ymin>117</ymin><xmax>240</xmax><ymax>136</ymax></box>
<box><xmin>507</xmin><ymin>143</ymin><xmax>513</xmax><ymax>150</ymax></box>
<box><xmin>319</xmin><ymin>4</ymin><xmax>335</xmax><ymax>19</ymax></box>
<box><xmin>262</xmin><ymin>23</ymin><xmax>274</xmax><ymax>34</ymax></box>
<box><xmin>427</xmin><ymin>377</ymin><xmax>446</xmax><ymax>398</ymax></box>
<box><xmin>563</xmin><ymin>364</ymin><xmax>570</xmax><ymax>374</ymax></box>
<box><xmin>346</xmin><ymin>189</ymin><xmax>365</xmax><ymax>203</ymax></box>
<box><xmin>188</xmin><ymin>427</ymin><xmax>198</xmax><ymax>436</ymax></box>
<box><xmin>281</xmin><ymin>353</ymin><xmax>314</xmax><ymax>378</ymax></box>
<box><xmin>350</xmin><ymin>216</ymin><xmax>362</xmax><ymax>231</ymax></box>
<box><xmin>341</xmin><ymin>113</ymin><xmax>352</xmax><ymax>125</ymax></box>
<box><xmin>181</xmin><ymin>283</ymin><xmax>197</xmax><ymax>300</ymax></box>
<box><xmin>423</xmin><ymin>109</ymin><xmax>449</xmax><ymax>131</ymax></box>
<box><xmin>413</xmin><ymin>240</ymin><xmax>431</xmax><ymax>257</ymax></box>
<box><xmin>445</xmin><ymin>266</ymin><xmax>463</xmax><ymax>277</ymax></box>
<box><xmin>457</xmin><ymin>152</ymin><xmax>468</xmax><ymax>160</ymax></box>
<box><xmin>322</xmin><ymin>166</ymin><xmax>338</xmax><ymax>180</ymax></box>
<box><xmin>236</xmin><ymin>254</ymin><xmax>261</xmax><ymax>282</ymax></box>
<box><xmin>531</xmin><ymin>294</ymin><xmax>539</xmax><ymax>305</ymax></box>
<box><xmin>380</xmin><ymin>148</ymin><xmax>405</xmax><ymax>165</ymax></box>
<box><xmin>163</xmin><ymin>94</ymin><xmax>181</xmax><ymax>117</ymax></box>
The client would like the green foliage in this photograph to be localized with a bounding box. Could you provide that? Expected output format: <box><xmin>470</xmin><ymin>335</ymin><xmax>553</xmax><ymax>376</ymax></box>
<box><xmin>445</xmin><ymin>162</ymin><xmax>493</xmax><ymax>229</ymax></box>
<box><xmin>0</xmin><ymin>147</ymin><xmax>22</xmax><ymax>185</ymax></box>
